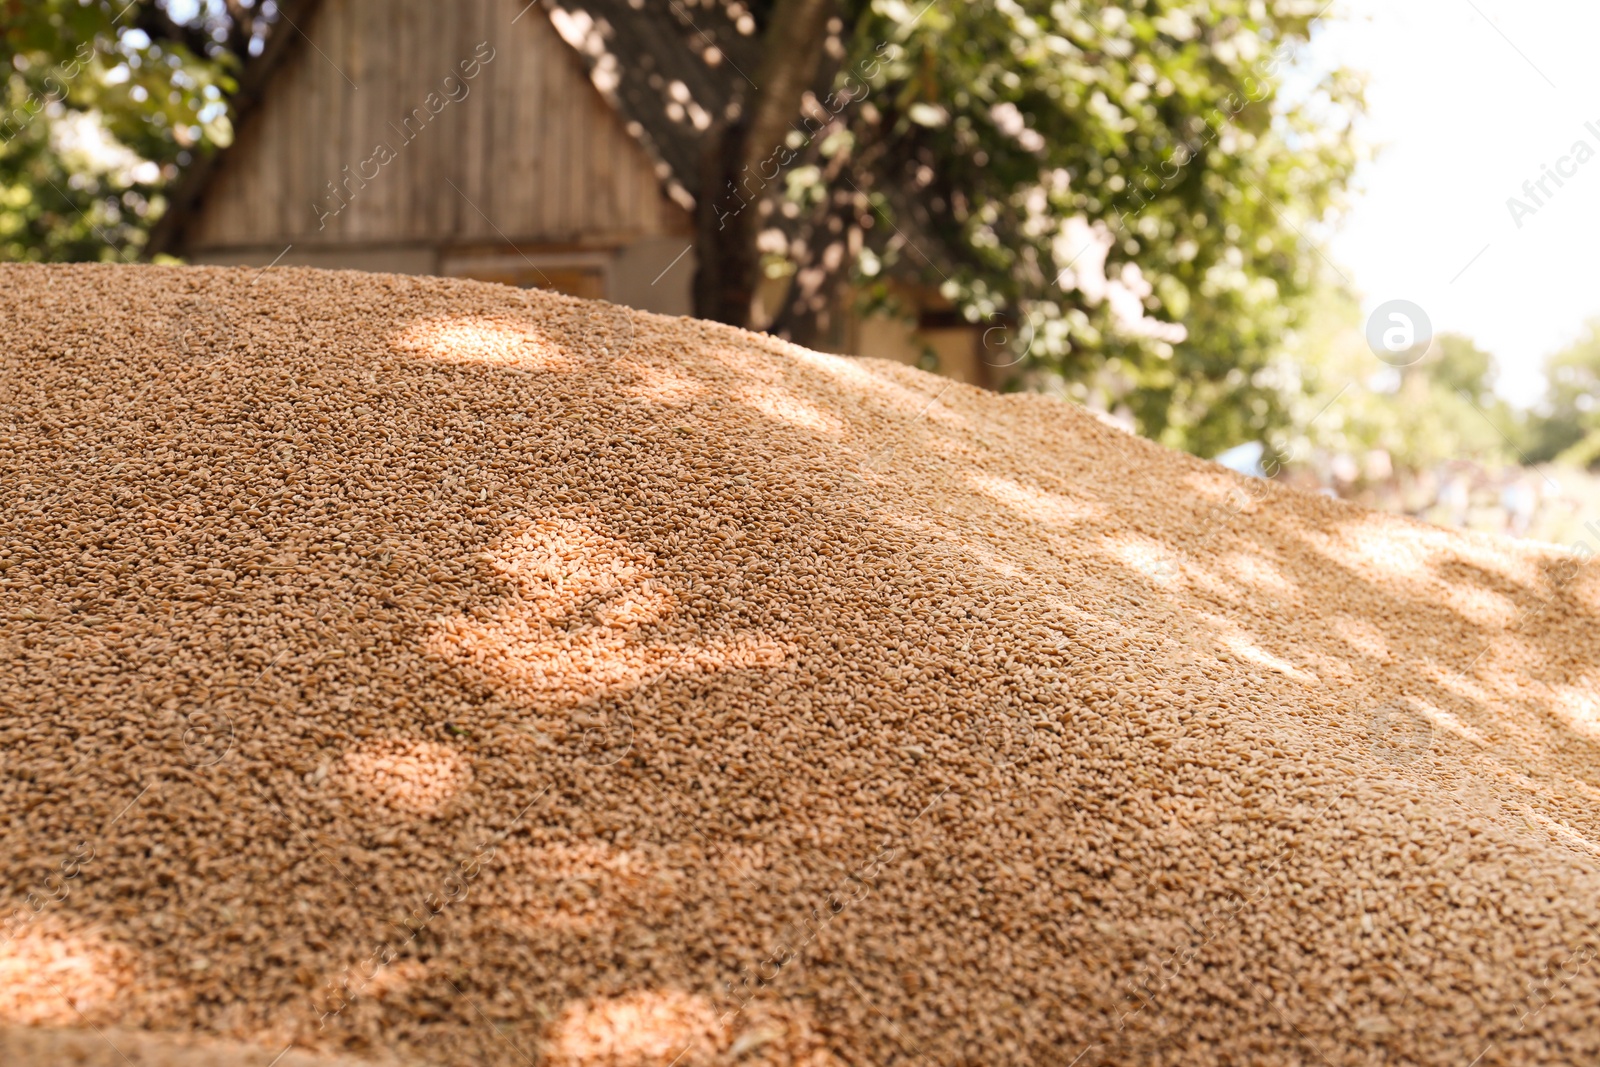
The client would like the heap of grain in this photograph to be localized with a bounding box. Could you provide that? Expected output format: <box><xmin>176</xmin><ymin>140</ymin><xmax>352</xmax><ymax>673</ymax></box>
<box><xmin>3</xmin><ymin>263</ymin><xmax>1600</xmax><ymax>1067</ymax></box>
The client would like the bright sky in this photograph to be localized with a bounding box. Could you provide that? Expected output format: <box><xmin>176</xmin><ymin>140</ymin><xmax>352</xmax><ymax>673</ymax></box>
<box><xmin>1308</xmin><ymin>0</ymin><xmax>1600</xmax><ymax>406</ymax></box>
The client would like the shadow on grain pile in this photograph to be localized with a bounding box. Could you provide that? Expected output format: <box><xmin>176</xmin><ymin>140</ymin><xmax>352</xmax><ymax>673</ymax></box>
<box><xmin>2</xmin><ymin>263</ymin><xmax>1600</xmax><ymax>1066</ymax></box>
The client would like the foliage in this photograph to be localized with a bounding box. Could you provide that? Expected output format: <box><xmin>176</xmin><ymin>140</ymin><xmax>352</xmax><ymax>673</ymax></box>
<box><xmin>1526</xmin><ymin>320</ymin><xmax>1600</xmax><ymax>469</ymax></box>
<box><xmin>1275</xmin><ymin>277</ymin><xmax>1523</xmax><ymax>473</ymax></box>
<box><xmin>3</xmin><ymin>0</ymin><xmax>1369</xmax><ymax>461</ymax></box>
<box><xmin>0</xmin><ymin>0</ymin><xmax>235</xmax><ymax>261</ymax></box>
<box><xmin>773</xmin><ymin>0</ymin><xmax>1366</xmax><ymax>455</ymax></box>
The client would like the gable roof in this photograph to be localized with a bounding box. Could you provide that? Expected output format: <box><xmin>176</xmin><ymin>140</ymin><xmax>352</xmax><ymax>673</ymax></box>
<box><xmin>148</xmin><ymin>0</ymin><xmax>751</xmax><ymax>258</ymax></box>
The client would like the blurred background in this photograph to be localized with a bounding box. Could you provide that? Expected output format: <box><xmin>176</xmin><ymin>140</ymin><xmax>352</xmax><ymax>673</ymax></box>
<box><xmin>4</xmin><ymin>0</ymin><xmax>1597</xmax><ymax>544</ymax></box>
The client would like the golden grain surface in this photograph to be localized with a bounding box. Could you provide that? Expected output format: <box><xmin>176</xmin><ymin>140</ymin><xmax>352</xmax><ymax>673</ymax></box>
<box><xmin>3</xmin><ymin>264</ymin><xmax>1600</xmax><ymax>1066</ymax></box>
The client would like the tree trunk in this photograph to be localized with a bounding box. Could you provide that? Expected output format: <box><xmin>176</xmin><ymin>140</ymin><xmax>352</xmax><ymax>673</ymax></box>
<box><xmin>693</xmin><ymin>119</ymin><xmax>762</xmax><ymax>328</ymax></box>
<box><xmin>692</xmin><ymin>0</ymin><xmax>836</xmax><ymax>328</ymax></box>
<box><xmin>770</xmin><ymin>179</ymin><xmax>859</xmax><ymax>350</ymax></box>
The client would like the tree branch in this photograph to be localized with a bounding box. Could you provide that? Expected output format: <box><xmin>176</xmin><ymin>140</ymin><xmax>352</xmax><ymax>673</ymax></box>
<box><xmin>692</xmin><ymin>0</ymin><xmax>836</xmax><ymax>327</ymax></box>
<box><xmin>740</xmin><ymin>0</ymin><xmax>835</xmax><ymax>175</ymax></box>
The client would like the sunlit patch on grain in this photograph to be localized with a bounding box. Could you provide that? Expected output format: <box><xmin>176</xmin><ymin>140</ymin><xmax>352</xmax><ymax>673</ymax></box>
<box><xmin>1181</xmin><ymin>469</ymin><xmax>1267</xmax><ymax>509</ymax></box>
<box><xmin>1441</xmin><ymin>582</ymin><xmax>1522</xmax><ymax>629</ymax></box>
<box><xmin>485</xmin><ymin>520</ymin><xmax>669</xmax><ymax>620</ymax></box>
<box><xmin>1332</xmin><ymin>614</ymin><xmax>1392</xmax><ymax>664</ymax></box>
<box><xmin>1434</xmin><ymin>666</ymin><xmax>1498</xmax><ymax>707</ymax></box>
<box><xmin>547</xmin><ymin>990</ymin><xmax>723</xmax><ymax>1066</ymax></box>
<box><xmin>591</xmin><ymin>587</ymin><xmax>678</xmax><ymax>630</ymax></box>
<box><xmin>784</xmin><ymin>344</ymin><xmax>878</xmax><ymax>386</ymax></box>
<box><xmin>1550</xmin><ymin>682</ymin><xmax>1600</xmax><ymax>739</ymax></box>
<box><xmin>487</xmin><ymin>842</ymin><xmax>680</xmax><ymax>935</ymax></box>
<box><xmin>362</xmin><ymin>959</ymin><xmax>428</xmax><ymax>1001</ymax></box>
<box><xmin>1311</xmin><ymin>517</ymin><xmax>1545</xmax><ymax>597</ymax></box>
<box><xmin>1222</xmin><ymin>634</ymin><xmax>1316</xmax><ymax>683</ymax></box>
<box><xmin>1218</xmin><ymin>552</ymin><xmax>1296</xmax><ymax>597</ymax></box>
<box><xmin>339</xmin><ymin>739</ymin><xmax>472</xmax><ymax>818</ymax></box>
<box><xmin>396</xmin><ymin>317</ymin><xmax>565</xmax><ymax>368</ymax></box>
<box><xmin>1525</xmin><ymin>808</ymin><xmax>1600</xmax><ymax>859</ymax></box>
<box><xmin>0</xmin><ymin>925</ymin><xmax>136</xmax><ymax>1026</ymax></box>
<box><xmin>1409</xmin><ymin>700</ymin><xmax>1488</xmax><ymax>750</ymax></box>
<box><xmin>433</xmin><ymin>519</ymin><xmax>791</xmax><ymax>707</ymax></box>
<box><xmin>785</xmin><ymin>345</ymin><xmax>970</xmax><ymax>432</ymax></box>
<box><xmin>436</xmin><ymin>624</ymin><xmax>788</xmax><ymax>708</ymax></box>
<box><xmin>1306</xmin><ymin>518</ymin><xmax>1446</xmax><ymax>585</ymax></box>
<box><xmin>1108</xmin><ymin>536</ymin><xmax>1181</xmax><ymax>586</ymax></box>
<box><xmin>618</xmin><ymin>360</ymin><xmax>703</xmax><ymax>406</ymax></box>
<box><xmin>544</xmin><ymin>989</ymin><xmax>846</xmax><ymax>1066</ymax></box>
<box><xmin>1194</xmin><ymin>614</ymin><xmax>1318</xmax><ymax>684</ymax></box>
<box><xmin>735</xmin><ymin>384</ymin><xmax>842</xmax><ymax>435</ymax></box>
<box><xmin>972</xmin><ymin>473</ymin><xmax>1100</xmax><ymax>529</ymax></box>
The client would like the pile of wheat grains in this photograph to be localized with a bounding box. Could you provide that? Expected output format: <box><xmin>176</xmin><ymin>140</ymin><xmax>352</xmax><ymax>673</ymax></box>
<box><xmin>3</xmin><ymin>263</ymin><xmax>1600</xmax><ymax>1066</ymax></box>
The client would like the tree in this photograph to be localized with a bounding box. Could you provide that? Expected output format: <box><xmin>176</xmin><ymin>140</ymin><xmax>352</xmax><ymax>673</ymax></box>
<box><xmin>6</xmin><ymin>1</ymin><xmax>1365</xmax><ymax>458</ymax></box>
<box><xmin>697</xmin><ymin>0</ymin><xmax>1365</xmax><ymax>454</ymax></box>
<box><xmin>0</xmin><ymin>0</ymin><xmax>238</xmax><ymax>261</ymax></box>
<box><xmin>693</xmin><ymin>0</ymin><xmax>838</xmax><ymax>327</ymax></box>
<box><xmin>1527</xmin><ymin>321</ymin><xmax>1600</xmax><ymax>469</ymax></box>
<box><xmin>1277</xmin><ymin>276</ymin><xmax>1523</xmax><ymax>476</ymax></box>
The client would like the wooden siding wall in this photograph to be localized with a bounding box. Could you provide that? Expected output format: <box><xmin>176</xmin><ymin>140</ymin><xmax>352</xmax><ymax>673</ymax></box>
<box><xmin>187</xmin><ymin>0</ymin><xmax>689</xmax><ymax>252</ymax></box>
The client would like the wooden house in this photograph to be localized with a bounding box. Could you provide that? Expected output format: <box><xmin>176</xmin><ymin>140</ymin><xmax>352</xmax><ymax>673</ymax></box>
<box><xmin>149</xmin><ymin>0</ymin><xmax>989</xmax><ymax>384</ymax></box>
